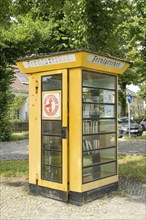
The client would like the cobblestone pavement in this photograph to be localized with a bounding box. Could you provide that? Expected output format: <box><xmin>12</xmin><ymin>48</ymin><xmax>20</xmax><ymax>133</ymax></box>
<box><xmin>0</xmin><ymin>139</ymin><xmax>146</xmax><ymax>219</ymax></box>
<box><xmin>0</xmin><ymin>177</ymin><xmax>146</xmax><ymax>220</ymax></box>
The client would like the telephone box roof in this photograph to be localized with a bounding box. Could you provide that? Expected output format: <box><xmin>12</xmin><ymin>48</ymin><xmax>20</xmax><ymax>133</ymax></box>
<box><xmin>16</xmin><ymin>49</ymin><xmax>132</xmax><ymax>75</ymax></box>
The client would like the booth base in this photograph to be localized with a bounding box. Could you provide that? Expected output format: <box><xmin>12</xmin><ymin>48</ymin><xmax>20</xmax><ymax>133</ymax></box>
<box><xmin>69</xmin><ymin>182</ymin><xmax>118</xmax><ymax>206</ymax></box>
<box><xmin>29</xmin><ymin>184</ymin><xmax>68</xmax><ymax>203</ymax></box>
<box><xmin>29</xmin><ymin>182</ymin><xmax>118</xmax><ymax>205</ymax></box>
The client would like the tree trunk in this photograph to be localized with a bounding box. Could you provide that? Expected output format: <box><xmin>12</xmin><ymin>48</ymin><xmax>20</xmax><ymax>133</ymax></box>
<box><xmin>119</xmin><ymin>83</ymin><xmax>127</xmax><ymax>117</ymax></box>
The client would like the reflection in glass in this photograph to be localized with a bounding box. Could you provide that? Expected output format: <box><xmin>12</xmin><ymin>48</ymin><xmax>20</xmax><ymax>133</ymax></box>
<box><xmin>83</xmin><ymin>88</ymin><xmax>115</xmax><ymax>104</ymax></box>
<box><xmin>83</xmin><ymin>71</ymin><xmax>116</xmax><ymax>90</ymax></box>
<box><xmin>99</xmin><ymin>119</ymin><xmax>116</xmax><ymax>133</ymax></box>
<box><xmin>42</xmin><ymin>74</ymin><xmax>62</xmax><ymax>91</ymax></box>
<box><xmin>42</xmin><ymin>121</ymin><xmax>61</xmax><ymax>135</ymax></box>
<box><xmin>42</xmin><ymin>136</ymin><xmax>61</xmax><ymax>151</ymax></box>
<box><xmin>83</xmin><ymin>119</ymin><xmax>116</xmax><ymax>134</ymax></box>
<box><xmin>83</xmin><ymin>104</ymin><xmax>115</xmax><ymax>119</ymax></box>
<box><xmin>83</xmin><ymin>104</ymin><xmax>100</xmax><ymax>118</ymax></box>
<box><xmin>83</xmin><ymin>148</ymin><xmax>116</xmax><ymax>166</ymax></box>
<box><xmin>83</xmin><ymin>88</ymin><xmax>100</xmax><ymax>103</ymax></box>
<box><xmin>83</xmin><ymin>134</ymin><xmax>116</xmax><ymax>151</ymax></box>
<box><xmin>100</xmin><ymin>105</ymin><xmax>115</xmax><ymax>118</ymax></box>
<box><xmin>83</xmin><ymin>162</ymin><xmax>116</xmax><ymax>183</ymax></box>
<box><xmin>42</xmin><ymin>150</ymin><xmax>61</xmax><ymax>166</ymax></box>
<box><xmin>100</xmin><ymin>90</ymin><xmax>115</xmax><ymax>103</ymax></box>
<box><xmin>42</xmin><ymin>165</ymin><xmax>62</xmax><ymax>182</ymax></box>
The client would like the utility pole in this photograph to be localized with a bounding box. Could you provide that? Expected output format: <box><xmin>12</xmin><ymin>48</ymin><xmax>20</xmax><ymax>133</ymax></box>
<box><xmin>127</xmin><ymin>94</ymin><xmax>132</xmax><ymax>137</ymax></box>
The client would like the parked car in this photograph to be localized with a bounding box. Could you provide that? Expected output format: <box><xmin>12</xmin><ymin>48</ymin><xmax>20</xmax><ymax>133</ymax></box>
<box><xmin>140</xmin><ymin>117</ymin><xmax>146</xmax><ymax>131</ymax></box>
<box><xmin>118</xmin><ymin>117</ymin><xmax>143</xmax><ymax>137</ymax></box>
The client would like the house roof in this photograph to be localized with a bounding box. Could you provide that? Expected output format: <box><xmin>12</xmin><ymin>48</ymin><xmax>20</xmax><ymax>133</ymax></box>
<box><xmin>11</xmin><ymin>66</ymin><xmax>28</xmax><ymax>94</ymax></box>
<box><xmin>126</xmin><ymin>88</ymin><xmax>137</xmax><ymax>97</ymax></box>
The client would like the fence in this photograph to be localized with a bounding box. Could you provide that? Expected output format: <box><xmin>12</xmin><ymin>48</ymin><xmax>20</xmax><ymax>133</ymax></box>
<box><xmin>11</xmin><ymin>122</ymin><xmax>29</xmax><ymax>132</ymax></box>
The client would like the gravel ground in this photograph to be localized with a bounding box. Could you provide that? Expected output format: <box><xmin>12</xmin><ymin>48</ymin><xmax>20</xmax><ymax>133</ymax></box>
<box><xmin>0</xmin><ymin>177</ymin><xmax>145</xmax><ymax>220</ymax></box>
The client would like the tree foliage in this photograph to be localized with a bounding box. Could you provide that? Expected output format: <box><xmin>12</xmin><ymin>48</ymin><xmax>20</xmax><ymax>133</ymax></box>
<box><xmin>0</xmin><ymin>63</ymin><xmax>14</xmax><ymax>141</ymax></box>
<box><xmin>9</xmin><ymin>95</ymin><xmax>26</xmax><ymax>121</ymax></box>
<box><xmin>138</xmin><ymin>82</ymin><xmax>146</xmax><ymax>100</ymax></box>
<box><xmin>0</xmin><ymin>0</ymin><xmax>145</xmax><ymax>139</ymax></box>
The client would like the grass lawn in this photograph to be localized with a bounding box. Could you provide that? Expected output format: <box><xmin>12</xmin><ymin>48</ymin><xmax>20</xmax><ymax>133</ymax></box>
<box><xmin>0</xmin><ymin>160</ymin><xmax>28</xmax><ymax>177</ymax></box>
<box><xmin>9</xmin><ymin>132</ymin><xmax>28</xmax><ymax>141</ymax></box>
<box><xmin>123</xmin><ymin>135</ymin><xmax>146</xmax><ymax>140</ymax></box>
<box><xmin>0</xmin><ymin>155</ymin><xmax>145</xmax><ymax>182</ymax></box>
<box><xmin>118</xmin><ymin>155</ymin><xmax>146</xmax><ymax>182</ymax></box>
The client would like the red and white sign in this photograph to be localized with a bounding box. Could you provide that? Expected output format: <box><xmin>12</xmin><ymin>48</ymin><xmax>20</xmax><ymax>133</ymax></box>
<box><xmin>43</xmin><ymin>92</ymin><xmax>61</xmax><ymax>119</ymax></box>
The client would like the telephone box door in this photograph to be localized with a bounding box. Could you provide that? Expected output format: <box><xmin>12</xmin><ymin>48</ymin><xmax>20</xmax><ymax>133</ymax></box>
<box><xmin>41</xmin><ymin>69</ymin><xmax>68</xmax><ymax>196</ymax></box>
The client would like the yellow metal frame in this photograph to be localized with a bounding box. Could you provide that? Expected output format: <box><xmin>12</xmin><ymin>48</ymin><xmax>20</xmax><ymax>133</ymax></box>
<box><xmin>69</xmin><ymin>68</ymin><xmax>82</xmax><ymax>192</ymax></box>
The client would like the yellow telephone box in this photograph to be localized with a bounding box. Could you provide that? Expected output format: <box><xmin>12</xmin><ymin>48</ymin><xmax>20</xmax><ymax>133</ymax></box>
<box><xmin>16</xmin><ymin>50</ymin><xmax>131</xmax><ymax>205</ymax></box>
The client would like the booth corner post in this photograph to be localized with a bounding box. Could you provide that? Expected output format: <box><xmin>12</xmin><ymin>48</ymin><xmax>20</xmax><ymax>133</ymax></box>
<box><xmin>16</xmin><ymin>50</ymin><xmax>131</xmax><ymax>205</ymax></box>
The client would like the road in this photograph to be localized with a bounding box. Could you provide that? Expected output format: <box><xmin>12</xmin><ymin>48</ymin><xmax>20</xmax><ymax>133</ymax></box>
<box><xmin>0</xmin><ymin>138</ymin><xmax>145</xmax><ymax>161</ymax></box>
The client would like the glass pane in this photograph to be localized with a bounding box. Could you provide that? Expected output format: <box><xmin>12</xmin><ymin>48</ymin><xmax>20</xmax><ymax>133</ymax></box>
<box><xmin>83</xmin><ymin>88</ymin><xmax>100</xmax><ymax>103</ymax></box>
<box><xmin>83</xmin><ymin>104</ymin><xmax>115</xmax><ymax>119</ymax></box>
<box><xmin>83</xmin><ymin>148</ymin><xmax>116</xmax><ymax>166</ymax></box>
<box><xmin>83</xmin><ymin>119</ymin><xmax>116</xmax><ymax>134</ymax></box>
<box><xmin>100</xmin><ymin>162</ymin><xmax>116</xmax><ymax>178</ymax></box>
<box><xmin>99</xmin><ymin>119</ymin><xmax>116</xmax><ymax>133</ymax></box>
<box><xmin>83</xmin><ymin>88</ymin><xmax>115</xmax><ymax>104</ymax></box>
<box><xmin>83</xmin><ymin>162</ymin><xmax>116</xmax><ymax>183</ymax></box>
<box><xmin>83</xmin><ymin>104</ymin><xmax>100</xmax><ymax>118</ymax></box>
<box><xmin>100</xmin><ymin>105</ymin><xmax>115</xmax><ymax>118</ymax></box>
<box><xmin>42</xmin><ymin>150</ymin><xmax>61</xmax><ymax>166</ymax></box>
<box><xmin>100</xmin><ymin>90</ymin><xmax>115</xmax><ymax>103</ymax></box>
<box><xmin>83</xmin><ymin>134</ymin><xmax>116</xmax><ymax>150</ymax></box>
<box><xmin>83</xmin><ymin>71</ymin><xmax>116</xmax><ymax>90</ymax></box>
<box><xmin>42</xmin><ymin>74</ymin><xmax>62</xmax><ymax>91</ymax></box>
<box><xmin>42</xmin><ymin>136</ymin><xmax>61</xmax><ymax>151</ymax></box>
<box><xmin>42</xmin><ymin>165</ymin><xmax>62</xmax><ymax>182</ymax></box>
<box><xmin>83</xmin><ymin>120</ymin><xmax>99</xmax><ymax>134</ymax></box>
<box><xmin>42</xmin><ymin>121</ymin><xmax>61</xmax><ymax>135</ymax></box>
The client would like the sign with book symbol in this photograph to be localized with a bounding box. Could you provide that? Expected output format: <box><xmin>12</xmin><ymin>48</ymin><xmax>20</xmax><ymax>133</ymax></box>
<box><xmin>42</xmin><ymin>91</ymin><xmax>61</xmax><ymax>119</ymax></box>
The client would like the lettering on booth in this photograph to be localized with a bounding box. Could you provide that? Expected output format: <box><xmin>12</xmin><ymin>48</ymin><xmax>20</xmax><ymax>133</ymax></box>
<box><xmin>42</xmin><ymin>92</ymin><xmax>61</xmax><ymax>119</ymax></box>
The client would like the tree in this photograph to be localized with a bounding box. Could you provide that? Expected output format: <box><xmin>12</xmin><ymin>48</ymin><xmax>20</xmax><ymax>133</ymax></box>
<box><xmin>0</xmin><ymin>63</ymin><xmax>15</xmax><ymax>141</ymax></box>
<box><xmin>112</xmin><ymin>0</ymin><xmax>145</xmax><ymax>116</ymax></box>
<box><xmin>138</xmin><ymin>82</ymin><xmax>146</xmax><ymax>100</ymax></box>
<box><xmin>0</xmin><ymin>0</ymin><xmax>14</xmax><ymax>141</ymax></box>
<box><xmin>0</xmin><ymin>0</ymin><xmax>145</xmax><ymax>140</ymax></box>
<box><xmin>9</xmin><ymin>95</ymin><xmax>26</xmax><ymax>121</ymax></box>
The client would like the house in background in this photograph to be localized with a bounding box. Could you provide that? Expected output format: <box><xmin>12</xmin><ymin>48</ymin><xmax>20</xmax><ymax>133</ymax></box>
<box><xmin>11</xmin><ymin>66</ymin><xmax>29</xmax><ymax>121</ymax></box>
<box><xmin>118</xmin><ymin>87</ymin><xmax>146</xmax><ymax>118</ymax></box>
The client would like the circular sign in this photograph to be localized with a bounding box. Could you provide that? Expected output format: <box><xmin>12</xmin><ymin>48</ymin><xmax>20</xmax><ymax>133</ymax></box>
<box><xmin>127</xmin><ymin>94</ymin><xmax>132</xmax><ymax>104</ymax></box>
<box><xmin>44</xmin><ymin>94</ymin><xmax>59</xmax><ymax>116</ymax></box>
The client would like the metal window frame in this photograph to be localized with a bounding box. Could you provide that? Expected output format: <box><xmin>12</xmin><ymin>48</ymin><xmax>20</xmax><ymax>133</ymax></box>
<box><xmin>82</xmin><ymin>70</ymin><xmax>118</xmax><ymax>184</ymax></box>
<box><xmin>41</xmin><ymin>74</ymin><xmax>63</xmax><ymax>183</ymax></box>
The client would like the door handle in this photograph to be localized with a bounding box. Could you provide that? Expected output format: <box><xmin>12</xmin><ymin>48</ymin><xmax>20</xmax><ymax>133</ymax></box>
<box><xmin>61</xmin><ymin>127</ymin><xmax>67</xmax><ymax>139</ymax></box>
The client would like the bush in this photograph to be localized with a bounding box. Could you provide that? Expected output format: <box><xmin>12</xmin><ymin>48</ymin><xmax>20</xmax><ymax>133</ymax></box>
<box><xmin>0</xmin><ymin>63</ymin><xmax>15</xmax><ymax>141</ymax></box>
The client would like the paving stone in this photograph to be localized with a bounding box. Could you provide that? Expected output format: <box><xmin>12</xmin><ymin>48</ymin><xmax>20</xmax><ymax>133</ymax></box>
<box><xmin>0</xmin><ymin>139</ymin><xmax>145</xmax><ymax>219</ymax></box>
<box><xmin>0</xmin><ymin>177</ymin><xmax>145</xmax><ymax>220</ymax></box>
